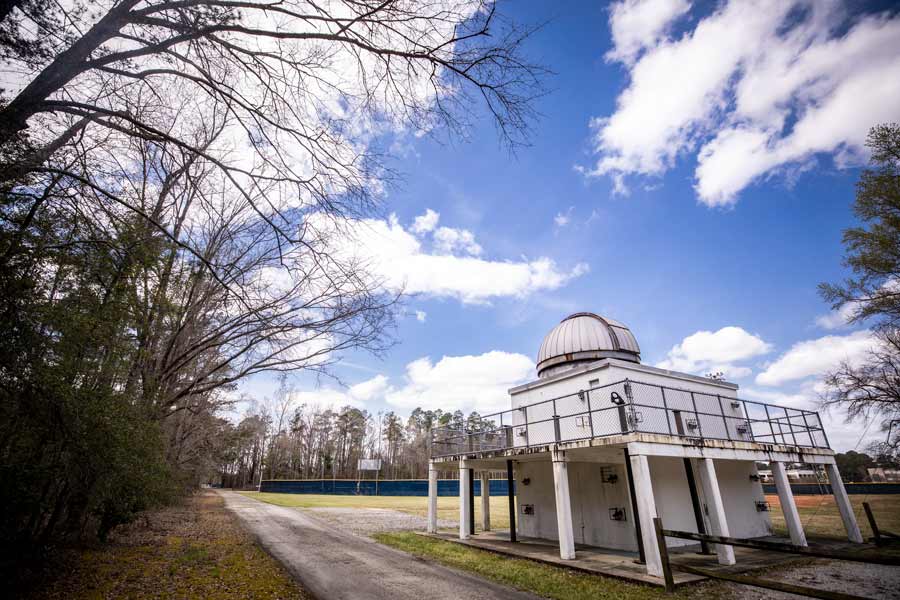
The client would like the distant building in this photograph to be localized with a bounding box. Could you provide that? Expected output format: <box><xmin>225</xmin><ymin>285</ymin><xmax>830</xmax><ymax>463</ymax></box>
<box><xmin>757</xmin><ymin>464</ymin><xmax>828</xmax><ymax>484</ymax></box>
<box><xmin>868</xmin><ymin>467</ymin><xmax>900</xmax><ymax>482</ymax></box>
<box><xmin>427</xmin><ymin>312</ymin><xmax>864</xmax><ymax>581</ymax></box>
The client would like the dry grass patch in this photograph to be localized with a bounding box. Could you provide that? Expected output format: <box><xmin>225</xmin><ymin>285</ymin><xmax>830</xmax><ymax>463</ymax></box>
<box><xmin>240</xmin><ymin>491</ymin><xmax>511</xmax><ymax>531</ymax></box>
<box><xmin>30</xmin><ymin>491</ymin><xmax>309</xmax><ymax>600</ymax></box>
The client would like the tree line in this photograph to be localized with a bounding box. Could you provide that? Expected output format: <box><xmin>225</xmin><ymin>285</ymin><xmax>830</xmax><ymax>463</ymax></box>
<box><xmin>219</xmin><ymin>385</ymin><xmax>481</xmax><ymax>488</ymax></box>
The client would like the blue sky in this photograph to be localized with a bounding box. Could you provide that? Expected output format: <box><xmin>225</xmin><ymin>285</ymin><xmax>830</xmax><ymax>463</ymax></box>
<box><xmin>240</xmin><ymin>0</ymin><xmax>900</xmax><ymax>453</ymax></box>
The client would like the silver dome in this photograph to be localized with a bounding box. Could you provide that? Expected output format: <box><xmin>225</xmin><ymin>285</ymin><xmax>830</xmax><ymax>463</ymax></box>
<box><xmin>536</xmin><ymin>312</ymin><xmax>640</xmax><ymax>378</ymax></box>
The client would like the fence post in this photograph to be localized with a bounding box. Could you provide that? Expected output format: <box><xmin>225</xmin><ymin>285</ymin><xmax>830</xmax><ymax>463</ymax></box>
<box><xmin>863</xmin><ymin>502</ymin><xmax>881</xmax><ymax>545</ymax></box>
<box><xmin>653</xmin><ymin>517</ymin><xmax>675</xmax><ymax>593</ymax></box>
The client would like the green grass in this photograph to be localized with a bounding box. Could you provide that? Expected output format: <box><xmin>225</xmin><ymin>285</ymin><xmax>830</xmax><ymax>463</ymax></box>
<box><xmin>373</xmin><ymin>532</ymin><xmax>728</xmax><ymax>600</ymax></box>
<box><xmin>239</xmin><ymin>491</ymin><xmax>512</xmax><ymax>530</ymax></box>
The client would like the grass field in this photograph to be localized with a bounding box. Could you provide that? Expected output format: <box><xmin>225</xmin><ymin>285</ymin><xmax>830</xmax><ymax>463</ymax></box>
<box><xmin>241</xmin><ymin>491</ymin><xmax>900</xmax><ymax>540</ymax></box>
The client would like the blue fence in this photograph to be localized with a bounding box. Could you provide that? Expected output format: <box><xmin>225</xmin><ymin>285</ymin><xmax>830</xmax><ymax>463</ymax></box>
<box><xmin>259</xmin><ymin>479</ymin><xmax>900</xmax><ymax>496</ymax></box>
<box><xmin>260</xmin><ymin>479</ymin><xmax>512</xmax><ymax>496</ymax></box>
<box><xmin>761</xmin><ymin>482</ymin><xmax>900</xmax><ymax>495</ymax></box>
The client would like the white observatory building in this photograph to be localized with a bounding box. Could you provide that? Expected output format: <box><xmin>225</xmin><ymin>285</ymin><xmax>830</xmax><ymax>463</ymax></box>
<box><xmin>426</xmin><ymin>313</ymin><xmax>862</xmax><ymax>580</ymax></box>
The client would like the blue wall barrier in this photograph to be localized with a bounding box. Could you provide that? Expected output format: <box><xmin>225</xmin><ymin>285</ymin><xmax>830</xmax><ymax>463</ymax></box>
<box><xmin>260</xmin><ymin>479</ymin><xmax>512</xmax><ymax>496</ymax></box>
<box><xmin>260</xmin><ymin>479</ymin><xmax>900</xmax><ymax>496</ymax></box>
<box><xmin>761</xmin><ymin>482</ymin><xmax>900</xmax><ymax>495</ymax></box>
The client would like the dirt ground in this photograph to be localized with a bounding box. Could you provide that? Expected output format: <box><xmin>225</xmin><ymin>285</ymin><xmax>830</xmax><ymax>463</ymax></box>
<box><xmin>304</xmin><ymin>506</ymin><xmax>457</xmax><ymax>536</ymax></box>
<box><xmin>723</xmin><ymin>559</ymin><xmax>900</xmax><ymax>600</ymax></box>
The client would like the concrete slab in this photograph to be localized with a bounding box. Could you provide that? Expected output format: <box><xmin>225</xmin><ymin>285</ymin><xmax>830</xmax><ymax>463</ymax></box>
<box><xmin>426</xmin><ymin>531</ymin><xmax>830</xmax><ymax>588</ymax></box>
<box><xmin>426</xmin><ymin>531</ymin><xmax>705</xmax><ymax>587</ymax></box>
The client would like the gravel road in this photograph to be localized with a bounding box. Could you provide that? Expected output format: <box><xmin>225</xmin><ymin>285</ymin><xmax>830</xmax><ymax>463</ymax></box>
<box><xmin>219</xmin><ymin>491</ymin><xmax>541</xmax><ymax>600</ymax></box>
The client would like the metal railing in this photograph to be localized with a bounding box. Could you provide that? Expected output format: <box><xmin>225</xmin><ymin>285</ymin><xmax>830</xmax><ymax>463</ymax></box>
<box><xmin>429</xmin><ymin>379</ymin><xmax>830</xmax><ymax>458</ymax></box>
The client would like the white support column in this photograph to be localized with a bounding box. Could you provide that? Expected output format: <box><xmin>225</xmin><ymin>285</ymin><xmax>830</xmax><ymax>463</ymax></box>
<box><xmin>629</xmin><ymin>452</ymin><xmax>663</xmax><ymax>577</ymax></box>
<box><xmin>427</xmin><ymin>461</ymin><xmax>438</xmax><ymax>534</ymax></box>
<box><xmin>459</xmin><ymin>461</ymin><xmax>471</xmax><ymax>539</ymax></box>
<box><xmin>825</xmin><ymin>462</ymin><xmax>864</xmax><ymax>543</ymax></box>
<box><xmin>772</xmin><ymin>461</ymin><xmax>807</xmax><ymax>546</ymax></box>
<box><xmin>697</xmin><ymin>458</ymin><xmax>736</xmax><ymax>566</ymax></box>
<box><xmin>480</xmin><ymin>472</ymin><xmax>491</xmax><ymax>532</ymax></box>
<box><xmin>551</xmin><ymin>448</ymin><xmax>576</xmax><ymax>560</ymax></box>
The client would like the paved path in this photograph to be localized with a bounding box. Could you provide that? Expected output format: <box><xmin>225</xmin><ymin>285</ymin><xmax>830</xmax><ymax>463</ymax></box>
<box><xmin>219</xmin><ymin>491</ymin><xmax>542</xmax><ymax>600</ymax></box>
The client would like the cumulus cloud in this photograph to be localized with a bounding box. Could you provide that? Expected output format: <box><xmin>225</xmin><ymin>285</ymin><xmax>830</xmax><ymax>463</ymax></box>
<box><xmin>433</xmin><ymin>226</ymin><xmax>483</xmax><ymax>256</ymax></box>
<box><xmin>588</xmin><ymin>0</ymin><xmax>900</xmax><ymax>206</ymax></box>
<box><xmin>815</xmin><ymin>302</ymin><xmax>860</xmax><ymax>330</ymax></box>
<box><xmin>411</xmin><ymin>209</ymin><xmax>440</xmax><ymax>235</ymax></box>
<box><xmin>317</xmin><ymin>213</ymin><xmax>588</xmax><ymax>304</ymax></box>
<box><xmin>605</xmin><ymin>0</ymin><xmax>692</xmax><ymax>65</ymax></box>
<box><xmin>385</xmin><ymin>351</ymin><xmax>535</xmax><ymax>413</ymax></box>
<box><xmin>290</xmin><ymin>374</ymin><xmax>389</xmax><ymax>409</ymax></box>
<box><xmin>755</xmin><ymin>330</ymin><xmax>875</xmax><ymax>386</ymax></box>
<box><xmin>287</xmin><ymin>351</ymin><xmax>534</xmax><ymax>415</ymax></box>
<box><xmin>656</xmin><ymin>326</ymin><xmax>772</xmax><ymax>379</ymax></box>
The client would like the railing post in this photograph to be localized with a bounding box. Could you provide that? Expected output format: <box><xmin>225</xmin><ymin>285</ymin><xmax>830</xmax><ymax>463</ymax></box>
<box><xmin>800</xmin><ymin>412</ymin><xmax>812</xmax><ymax>447</ymax></box>
<box><xmin>741</xmin><ymin>400</ymin><xmax>755</xmax><ymax>442</ymax></box>
<box><xmin>788</xmin><ymin>410</ymin><xmax>799</xmax><ymax>446</ymax></box>
<box><xmin>764</xmin><ymin>404</ymin><xmax>777</xmax><ymax>444</ymax></box>
<box><xmin>523</xmin><ymin>406</ymin><xmax>530</xmax><ymax>449</ymax></box>
<box><xmin>660</xmin><ymin>387</ymin><xmax>673</xmax><ymax>435</ymax></box>
<box><xmin>586</xmin><ymin>390</ymin><xmax>595</xmax><ymax>438</ymax></box>
<box><xmin>817</xmin><ymin>412</ymin><xmax>831</xmax><ymax>448</ymax></box>
<box><xmin>717</xmin><ymin>395</ymin><xmax>730</xmax><ymax>440</ymax></box>
<box><xmin>689</xmin><ymin>392</ymin><xmax>704</xmax><ymax>438</ymax></box>
<box><xmin>553</xmin><ymin>399</ymin><xmax>561</xmax><ymax>442</ymax></box>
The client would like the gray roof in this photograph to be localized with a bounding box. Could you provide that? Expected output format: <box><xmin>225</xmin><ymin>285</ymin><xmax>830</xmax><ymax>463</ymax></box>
<box><xmin>536</xmin><ymin>312</ymin><xmax>641</xmax><ymax>377</ymax></box>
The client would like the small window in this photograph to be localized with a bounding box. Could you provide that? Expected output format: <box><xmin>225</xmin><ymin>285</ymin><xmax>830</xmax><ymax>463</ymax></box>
<box><xmin>588</xmin><ymin>379</ymin><xmax>599</xmax><ymax>388</ymax></box>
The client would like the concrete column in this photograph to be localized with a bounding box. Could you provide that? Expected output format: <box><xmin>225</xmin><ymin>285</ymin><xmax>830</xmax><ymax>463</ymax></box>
<box><xmin>480</xmin><ymin>472</ymin><xmax>491</xmax><ymax>531</ymax></box>
<box><xmin>697</xmin><ymin>458</ymin><xmax>736</xmax><ymax>565</ymax></box>
<box><xmin>771</xmin><ymin>461</ymin><xmax>807</xmax><ymax>546</ymax></box>
<box><xmin>427</xmin><ymin>461</ymin><xmax>438</xmax><ymax>534</ymax></box>
<box><xmin>825</xmin><ymin>462</ymin><xmax>864</xmax><ymax>543</ymax></box>
<box><xmin>629</xmin><ymin>452</ymin><xmax>663</xmax><ymax>577</ymax></box>
<box><xmin>459</xmin><ymin>461</ymin><xmax>471</xmax><ymax>539</ymax></box>
<box><xmin>551</xmin><ymin>448</ymin><xmax>576</xmax><ymax>560</ymax></box>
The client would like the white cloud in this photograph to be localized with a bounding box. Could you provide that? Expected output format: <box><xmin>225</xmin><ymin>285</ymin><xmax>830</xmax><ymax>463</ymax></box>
<box><xmin>433</xmin><ymin>226</ymin><xmax>483</xmax><ymax>256</ymax></box>
<box><xmin>348</xmin><ymin>375</ymin><xmax>390</xmax><ymax>401</ymax></box>
<box><xmin>755</xmin><ymin>330</ymin><xmax>875</xmax><ymax>386</ymax></box>
<box><xmin>317</xmin><ymin>213</ymin><xmax>588</xmax><ymax>304</ymax></box>
<box><xmin>411</xmin><ymin>209</ymin><xmax>440</xmax><ymax>235</ymax></box>
<box><xmin>815</xmin><ymin>302</ymin><xmax>860</xmax><ymax>330</ymax></box>
<box><xmin>656</xmin><ymin>326</ymin><xmax>772</xmax><ymax>378</ymax></box>
<box><xmin>740</xmin><ymin>386</ymin><xmax>815</xmax><ymax>410</ymax></box>
<box><xmin>588</xmin><ymin>1</ymin><xmax>900</xmax><ymax>206</ymax></box>
<box><xmin>385</xmin><ymin>351</ymin><xmax>534</xmax><ymax>413</ymax></box>
<box><xmin>605</xmin><ymin>0</ymin><xmax>692</xmax><ymax>65</ymax></box>
<box><xmin>554</xmin><ymin>206</ymin><xmax>574</xmax><ymax>228</ymax></box>
<box><xmin>415</xmin><ymin>310</ymin><xmax>427</xmax><ymax>323</ymax></box>
<box><xmin>288</xmin><ymin>374</ymin><xmax>389</xmax><ymax>410</ymax></box>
